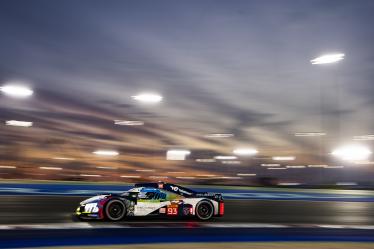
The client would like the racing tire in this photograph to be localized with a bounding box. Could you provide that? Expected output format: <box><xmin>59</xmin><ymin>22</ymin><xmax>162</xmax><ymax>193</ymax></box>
<box><xmin>104</xmin><ymin>199</ymin><xmax>126</xmax><ymax>221</ymax></box>
<box><xmin>195</xmin><ymin>200</ymin><xmax>214</xmax><ymax>221</ymax></box>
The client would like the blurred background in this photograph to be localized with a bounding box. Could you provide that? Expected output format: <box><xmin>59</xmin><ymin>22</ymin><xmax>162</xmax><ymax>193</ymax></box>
<box><xmin>1</xmin><ymin>1</ymin><xmax>374</xmax><ymax>248</ymax></box>
<box><xmin>1</xmin><ymin>0</ymin><xmax>374</xmax><ymax>189</ymax></box>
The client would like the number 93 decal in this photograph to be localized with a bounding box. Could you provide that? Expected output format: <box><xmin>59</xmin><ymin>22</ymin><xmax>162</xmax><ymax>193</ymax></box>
<box><xmin>167</xmin><ymin>207</ymin><xmax>178</xmax><ymax>215</ymax></box>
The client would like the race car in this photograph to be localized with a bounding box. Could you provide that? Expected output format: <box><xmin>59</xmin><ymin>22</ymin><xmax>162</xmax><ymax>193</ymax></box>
<box><xmin>75</xmin><ymin>182</ymin><xmax>224</xmax><ymax>221</ymax></box>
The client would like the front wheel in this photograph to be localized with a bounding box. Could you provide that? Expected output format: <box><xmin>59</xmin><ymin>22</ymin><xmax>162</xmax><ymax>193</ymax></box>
<box><xmin>105</xmin><ymin>199</ymin><xmax>126</xmax><ymax>221</ymax></box>
<box><xmin>195</xmin><ymin>200</ymin><xmax>214</xmax><ymax>221</ymax></box>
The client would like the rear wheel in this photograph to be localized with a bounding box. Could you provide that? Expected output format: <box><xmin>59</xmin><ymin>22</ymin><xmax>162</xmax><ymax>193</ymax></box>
<box><xmin>195</xmin><ymin>200</ymin><xmax>214</xmax><ymax>221</ymax></box>
<box><xmin>105</xmin><ymin>199</ymin><xmax>126</xmax><ymax>221</ymax></box>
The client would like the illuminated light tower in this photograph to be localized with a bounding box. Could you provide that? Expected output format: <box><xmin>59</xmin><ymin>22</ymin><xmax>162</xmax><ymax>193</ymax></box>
<box><xmin>92</xmin><ymin>150</ymin><xmax>119</xmax><ymax>156</ymax></box>
<box><xmin>311</xmin><ymin>52</ymin><xmax>345</xmax><ymax>165</ymax></box>
<box><xmin>0</xmin><ymin>84</ymin><xmax>33</xmax><ymax>98</ymax></box>
<box><xmin>310</xmin><ymin>53</ymin><xmax>345</xmax><ymax>65</ymax></box>
<box><xmin>331</xmin><ymin>145</ymin><xmax>372</xmax><ymax>161</ymax></box>
<box><xmin>132</xmin><ymin>93</ymin><xmax>163</xmax><ymax>103</ymax></box>
<box><xmin>214</xmin><ymin>155</ymin><xmax>238</xmax><ymax>160</ymax></box>
<box><xmin>272</xmin><ymin>156</ymin><xmax>295</xmax><ymax>161</ymax></box>
<box><xmin>233</xmin><ymin>148</ymin><xmax>258</xmax><ymax>156</ymax></box>
<box><xmin>5</xmin><ymin>120</ymin><xmax>33</xmax><ymax>127</ymax></box>
<box><xmin>166</xmin><ymin>149</ymin><xmax>191</xmax><ymax>161</ymax></box>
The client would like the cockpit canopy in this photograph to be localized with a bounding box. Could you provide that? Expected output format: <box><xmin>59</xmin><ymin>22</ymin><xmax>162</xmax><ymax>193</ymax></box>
<box><xmin>122</xmin><ymin>183</ymin><xmax>196</xmax><ymax>201</ymax></box>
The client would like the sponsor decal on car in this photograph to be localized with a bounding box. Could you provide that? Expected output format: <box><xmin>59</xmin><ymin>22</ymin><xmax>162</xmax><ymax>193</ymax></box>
<box><xmin>169</xmin><ymin>185</ymin><xmax>192</xmax><ymax>196</ymax></box>
<box><xmin>183</xmin><ymin>207</ymin><xmax>191</xmax><ymax>215</ymax></box>
<box><xmin>84</xmin><ymin>203</ymin><xmax>99</xmax><ymax>213</ymax></box>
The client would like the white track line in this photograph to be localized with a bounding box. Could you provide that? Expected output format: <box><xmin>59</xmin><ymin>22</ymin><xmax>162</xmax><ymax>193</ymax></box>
<box><xmin>205</xmin><ymin>223</ymin><xmax>289</xmax><ymax>228</ymax></box>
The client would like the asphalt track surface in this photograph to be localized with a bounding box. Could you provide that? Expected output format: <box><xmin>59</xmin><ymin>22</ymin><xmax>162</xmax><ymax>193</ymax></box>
<box><xmin>1</xmin><ymin>196</ymin><xmax>374</xmax><ymax>248</ymax></box>
<box><xmin>1</xmin><ymin>196</ymin><xmax>374</xmax><ymax>225</ymax></box>
<box><xmin>2</xmin><ymin>227</ymin><xmax>374</xmax><ymax>248</ymax></box>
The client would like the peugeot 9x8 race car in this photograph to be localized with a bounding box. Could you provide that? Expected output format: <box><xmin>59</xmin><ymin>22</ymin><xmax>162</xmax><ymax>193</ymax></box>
<box><xmin>75</xmin><ymin>182</ymin><xmax>224</xmax><ymax>221</ymax></box>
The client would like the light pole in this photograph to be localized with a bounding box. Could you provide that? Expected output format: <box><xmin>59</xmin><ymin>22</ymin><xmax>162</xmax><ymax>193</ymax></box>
<box><xmin>311</xmin><ymin>53</ymin><xmax>345</xmax><ymax>165</ymax></box>
<box><xmin>0</xmin><ymin>82</ymin><xmax>34</xmax><ymax>179</ymax></box>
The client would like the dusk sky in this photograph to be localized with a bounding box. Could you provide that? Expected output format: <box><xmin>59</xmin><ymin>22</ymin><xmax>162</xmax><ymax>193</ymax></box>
<box><xmin>0</xmin><ymin>0</ymin><xmax>374</xmax><ymax>184</ymax></box>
